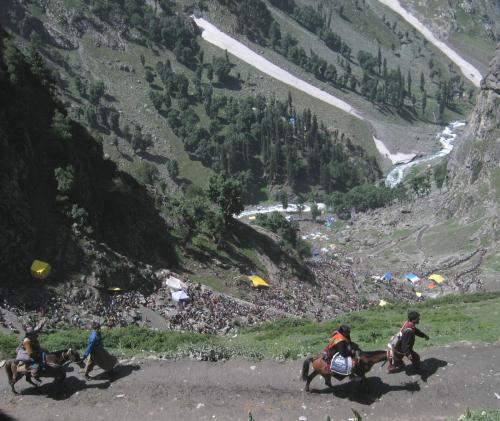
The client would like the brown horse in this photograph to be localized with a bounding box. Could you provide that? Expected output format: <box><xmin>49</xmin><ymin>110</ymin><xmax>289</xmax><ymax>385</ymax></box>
<box><xmin>3</xmin><ymin>348</ymin><xmax>84</xmax><ymax>394</ymax></box>
<box><xmin>301</xmin><ymin>350</ymin><xmax>388</xmax><ymax>392</ymax></box>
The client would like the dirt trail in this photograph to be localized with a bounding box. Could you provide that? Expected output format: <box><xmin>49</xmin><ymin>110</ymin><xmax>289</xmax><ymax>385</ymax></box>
<box><xmin>1</xmin><ymin>344</ymin><xmax>499</xmax><ymax>420</ymax></box>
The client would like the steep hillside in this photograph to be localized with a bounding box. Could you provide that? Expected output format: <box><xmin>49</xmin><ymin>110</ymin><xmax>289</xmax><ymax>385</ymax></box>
<box><xmin>203</xmin><ymin>0</ymin><xmax>478</xmax><ymax>161</ymax></box>
<box><xmin>0</xmin><ymin>31</ymin><xmax>317</xmax><ymax>331</ymax></box>
<box><xmin>339</xmin><ymin>47</ymin><xmax>500</xmax><ymax>293</ymax></box>
<box><xmin>444</xmin><ymin>47</ymin><xmax>500</xmax><ymax>288</ymax></box>
<box><xmin>0</xmin><ymin>0</ymin><xmax>383</xmax><ymax>203</ymax></box>
<box><xmin>0</xmin><ymin>29</ymin><xmax>177</xmax><ymax>292</ymax></box>
<box><xmin>397</xmin><ymin>0</ymin><xmax>499</xmax><ymax>73</ymax></box>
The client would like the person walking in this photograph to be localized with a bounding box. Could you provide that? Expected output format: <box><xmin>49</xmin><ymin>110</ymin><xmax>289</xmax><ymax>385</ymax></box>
<box><xmin>82</xmin><ymin>321</ymin><xmax>117</xmax><ymax>380</ymax></box>
<box><xmin>388</xmin><ymin>311</ymin><xmax>429</xmax><ymax>373</ymax></box>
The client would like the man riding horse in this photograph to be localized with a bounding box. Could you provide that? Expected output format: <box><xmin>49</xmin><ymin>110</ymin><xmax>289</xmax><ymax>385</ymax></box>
<box><xmin>15</xmin><ymin>323</ymin><xmax>46</xmax><ymax>381</ymax></box>
<box><xmin>302</xmin><ymin>324</ymin><xmax>387</xmax><ymax>392</ymax></box>
<box><xmin>323</xmin><ymin>325</ymin><xmax>359</xmax><ymax>376</ymax></box>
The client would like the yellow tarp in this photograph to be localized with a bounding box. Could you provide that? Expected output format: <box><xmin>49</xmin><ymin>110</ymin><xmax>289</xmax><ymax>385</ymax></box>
<box><xmin>247</xmin><ymin>275</ymin><xmax>270</xmax><ymax>288</ymax></box>
<box><xmin>31</xmin><ymin>260</ymin><xmax>51</xmax><ymax>279</ymax></box>
<box><xmin>428</xmin><ymin>274</ymin><xmax>444</xmax><ymax>284</ymax></box>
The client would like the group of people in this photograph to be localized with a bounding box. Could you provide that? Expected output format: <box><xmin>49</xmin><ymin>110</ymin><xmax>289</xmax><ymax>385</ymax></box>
<box><xmin>15</xmin><ymin>321</ymin><xmax>116</xmax><ymax>382</ymax></box>
<box><xmin>324</xmin><ymin>311</ymin><xmax>429</xmax><ymax>375</ymax></box>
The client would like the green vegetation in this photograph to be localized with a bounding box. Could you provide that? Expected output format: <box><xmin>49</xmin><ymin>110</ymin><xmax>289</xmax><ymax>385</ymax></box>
<box><xmin>255</xmin><ymin>212</ymin><xmax>310</xmax><ymax>258</ymax></box>
<box><xmin>151</xmin><ymin>54</ymin><xmax>380</xmax><ymax>197</ymax></box>
<box><xmin>1</xmin><ymin>293</ymin><xmax>498</xmax><ymax>360</ymax></box>
<box><xmin>458</xmin><ymin>409</ymin><xmax>500</xmax><ymax>421</ymax></box>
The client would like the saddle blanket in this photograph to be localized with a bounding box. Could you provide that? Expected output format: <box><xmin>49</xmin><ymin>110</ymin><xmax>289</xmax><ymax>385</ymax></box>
<box><xmin>330</xmin><ymin>353</ymin><xmax>353</xmax><ymax>376</ymax></box>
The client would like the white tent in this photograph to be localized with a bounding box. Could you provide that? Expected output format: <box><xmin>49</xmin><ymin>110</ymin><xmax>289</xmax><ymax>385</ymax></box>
<box><xmin>165</xmin><ymin>276</ymin><xmax>187</xmax><ymax>291</ymax></box>
<box><xmin>171</xmin><ymin>290</ymin><xmax>190</xmax><ymax>303</ymax></box>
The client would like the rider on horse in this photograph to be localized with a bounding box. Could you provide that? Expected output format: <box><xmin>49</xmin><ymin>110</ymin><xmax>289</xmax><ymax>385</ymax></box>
<box><xmin>323</xmin><ymin>325</ymin><xmax>359</xmax><ymax>375</ymax></box>
<box><xmin>15</xmin><ymin>324</ymin><xmax>45</xmax><ymax>381</ymax></box>
<box><xmin>387</xmin><ymin>311</ymin><xmax>429</xmax><ymax>373</ymax></box>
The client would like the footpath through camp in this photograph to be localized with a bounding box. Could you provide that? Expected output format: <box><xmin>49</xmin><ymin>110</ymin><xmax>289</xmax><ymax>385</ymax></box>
<box><xmin>1</xmin><ymin>343</ymin><xmax>498</xmax><ymax>421</ymax></box>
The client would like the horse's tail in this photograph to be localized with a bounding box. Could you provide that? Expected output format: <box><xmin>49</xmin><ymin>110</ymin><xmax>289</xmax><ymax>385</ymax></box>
<box><xmin>4</xmin><ymin>360</ymin><xmax>14</xmax><ymax>384</ymax></box>
<box><xmin>301</xmin><ymin>356</ymin><xmax>313</xmax><ymax>381</ymax></box>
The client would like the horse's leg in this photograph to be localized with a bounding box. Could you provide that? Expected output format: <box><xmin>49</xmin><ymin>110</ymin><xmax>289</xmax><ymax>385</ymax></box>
<box><xmin>305</xmin><ymin>370</ymin><xmax>319</xmax><ymax>392</ymax></box>
<box><xmin>6</xmin><ymin>363</ymin><xmax>20</xmax><ymax>394</ymax></box>
<box><xmin>357</xmin><ymin>375</ymin><xmax>368</xmax><ymax>393</ymax></box>
<box><xmin>324</xmin><ymin>374</ymin><xmax>333</xmax><ymax>388</ymax></box>
<box><xmin>25</xmin><ymin>373</ymin><xmax>39</xmax><ymax>388</ymax></box>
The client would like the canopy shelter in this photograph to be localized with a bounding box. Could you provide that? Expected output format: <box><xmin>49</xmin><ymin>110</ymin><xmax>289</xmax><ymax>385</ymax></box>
<box><xmin>428</xmin><ymin>274</ymin><xmax>444</xmax><ymax>284</ymax></box>
<box><xmin>165</xmin><ymin>276</ymin><xmax>187</xmax><ymax>291</ymax></box>
<box><xmin>405</xmin><ymin>273</ymin><xmax>420</xmax><ymax>284</ymax></box>
<box><xmin>383</xmin><ymin>272</ymin><xmax>392</xmax><ymax>281</ymax></box>
<box><xmin>247</xmin><ymin>275</ymin><xmax>270</xmax><ymax>288</ymax></box>
<box><xmin>31</xmin><ymin>260</ymin><xmax>51</xmax><ymax>279</ymax></box>
<box><xmin>171</xmin><ymin>290</ymin><xmax>190</xmax><ymax>303</ymax></box>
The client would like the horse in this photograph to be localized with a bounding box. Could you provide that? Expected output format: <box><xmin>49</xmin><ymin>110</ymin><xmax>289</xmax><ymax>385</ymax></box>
<box><xmin>3</xmin><ymin>348</ymin><xmax>84</xmax><ymax>394</ymax></box>
<box><xmin>301</xmin><ymin>349</ymin><xmax>388</xmax><ymax>392</ymax></box>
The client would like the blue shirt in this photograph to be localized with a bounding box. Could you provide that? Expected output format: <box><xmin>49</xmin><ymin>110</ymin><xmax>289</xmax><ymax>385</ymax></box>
<box><xmin>83</xmin><ymin>330</ymin><xmax>103</xmax><ymax>359</ymax></box>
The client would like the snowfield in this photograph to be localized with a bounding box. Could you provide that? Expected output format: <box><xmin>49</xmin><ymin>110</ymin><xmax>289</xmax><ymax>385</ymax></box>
<box><xmin>192</xmin><ymin>17</ymin><xmax>364</xmax><ymax>120</ymax></box>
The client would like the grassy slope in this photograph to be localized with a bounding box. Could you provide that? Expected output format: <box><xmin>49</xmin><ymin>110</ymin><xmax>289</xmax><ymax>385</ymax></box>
<box><xmin>398</xmin><ymin>0</ymin><xmax>497</xmax><ymax>74</ymax></box>
<box><xmin>264</xmin><ymin>0</ymin><xmax>475</xmax><ymax>161</ymax></box>
<box><xmin>1</xmin><ymin>292</ymin><xmax>498</xmax><ymax>360</ymax></box>
<box><xmin>17</xmin><ymin>0</ymin><xmax>479</xmax><ymax>191</ymax></box>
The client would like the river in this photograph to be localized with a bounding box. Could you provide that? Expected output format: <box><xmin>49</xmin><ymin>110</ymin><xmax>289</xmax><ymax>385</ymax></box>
<box><xmin>385</xmin><ymin>121</ymin><xmax>466</xmax><ymax>187</ymax></box>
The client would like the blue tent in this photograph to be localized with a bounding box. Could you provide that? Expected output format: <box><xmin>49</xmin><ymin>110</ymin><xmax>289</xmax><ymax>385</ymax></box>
<box><xmin>383</xmin><ymin>272</ymin><xmax>392</xmax><ymax>281</ymax></box>
<box><xmin>405</xmin><ymin>273</ymin><xmax>420</xmax><ymax>283</ymax></box>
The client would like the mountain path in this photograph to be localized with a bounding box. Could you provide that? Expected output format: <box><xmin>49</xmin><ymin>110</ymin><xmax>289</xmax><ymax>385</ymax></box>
<box><xmin>1</xmin><ymin>343</ymin><xmax>499</xmax><ymax>421</ymax></box>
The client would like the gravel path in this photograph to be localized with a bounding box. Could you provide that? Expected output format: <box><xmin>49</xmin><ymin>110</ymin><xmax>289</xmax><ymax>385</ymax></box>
<box><xmin>1</xmin><ymin>343</ymin><xmax>499</xmax><ymax>420</ymax></box>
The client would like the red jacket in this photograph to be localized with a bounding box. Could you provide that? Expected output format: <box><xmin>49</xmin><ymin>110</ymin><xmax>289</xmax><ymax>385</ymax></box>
<box><xmin>399</xmin><ymin>321</ymin><xmax>426</xmax><ymax>355</ymax></box>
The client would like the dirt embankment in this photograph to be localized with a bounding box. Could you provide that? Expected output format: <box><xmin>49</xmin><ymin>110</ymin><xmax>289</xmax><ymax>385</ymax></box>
<box><xmin>1</xmin><ymin>343</ymin><xmax>499</xmax><ymax>421</ymax></box>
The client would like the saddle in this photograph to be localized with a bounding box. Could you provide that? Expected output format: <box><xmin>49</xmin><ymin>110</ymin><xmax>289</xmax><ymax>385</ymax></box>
<box><xmin>329</xmin><ymin>353</ymin><xmax>354</xmax><ymax>376</ymax></box>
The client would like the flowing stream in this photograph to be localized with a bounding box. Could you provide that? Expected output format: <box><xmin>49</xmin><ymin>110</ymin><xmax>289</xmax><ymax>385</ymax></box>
<box><xmin>385</xmin><ymin>121</ymin><xmax>466</xmax><ymax>187</ymax></box>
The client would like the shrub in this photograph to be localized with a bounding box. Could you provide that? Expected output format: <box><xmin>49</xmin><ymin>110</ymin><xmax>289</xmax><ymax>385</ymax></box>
<box><xmin>54</xmin><ymin>165</ymin><xmax>75</xmax><ymax>194</ymax></box>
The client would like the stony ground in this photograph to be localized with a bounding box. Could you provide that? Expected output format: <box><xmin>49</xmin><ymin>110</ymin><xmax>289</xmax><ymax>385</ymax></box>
<box><xmin>1</xmin><ymin>343</ymin><xmax>499</xmax><ymax>421</ymax></box>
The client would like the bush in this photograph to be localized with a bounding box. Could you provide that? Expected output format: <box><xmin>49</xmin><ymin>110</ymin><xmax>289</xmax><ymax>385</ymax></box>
<box><xmin>134</xmin><ymin>161</ymin><xmax>159</xmax><ymax>185</ymax></box>
<box><xmin>54</xmin><ymin>165</ymin><xmax>75</xmax><ymax>194</ymax></box>
<box><xmin>51</xmin><ymin>110</ymin><xmax>72</xmax><ymax>141</ymax></box>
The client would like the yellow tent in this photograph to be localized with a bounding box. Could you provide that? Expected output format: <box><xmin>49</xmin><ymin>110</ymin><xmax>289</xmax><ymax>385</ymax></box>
<box><xmin>428</xmin><ymin>274</ymin><xmax>444</xmax><ymax>284</ymax></box>
<box><xmin>247</xmin><ymin>275</ymin><xmax>270</xmax><ymax>288</ymax></box>
<box><xmin>31</xmin><ymin>260</ymin><xmax>51</xmax><ymax>279</ymax></box>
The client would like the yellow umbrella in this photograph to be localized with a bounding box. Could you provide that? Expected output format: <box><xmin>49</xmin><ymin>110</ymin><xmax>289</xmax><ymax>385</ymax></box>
<box><xmin>428</xmin><ymin>274</ymin><xmax>444</xmax><ymax>284</ymax></box>
<box><xmin>247</xmin><ymin>275</ymin><xmax>270</xmax><ymax>288</ymax></box>
<box><xmin>31</xmin><ymin>260</ymin><xmax>51</xmax><ymax>279</ymax></box>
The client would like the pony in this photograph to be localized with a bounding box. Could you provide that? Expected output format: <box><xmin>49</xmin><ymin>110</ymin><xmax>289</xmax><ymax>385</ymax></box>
<box><xmin>3</xmin><ymin>348</ymin><xmax>84</xmax><ymax>394</ymax></box>
<box><xmin>301</xmin><ymin>349</ymin><xmax>388</xmax><ymax>392</ymax></box>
